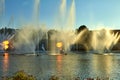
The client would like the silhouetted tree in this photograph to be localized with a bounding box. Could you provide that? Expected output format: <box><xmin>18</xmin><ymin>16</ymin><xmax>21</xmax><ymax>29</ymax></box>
<box><xmin>76</xmin><ymin>25</ymin><xmax>88</xmax><ymax>34</ymax></box>
<box><xmin>0</xmin><ymin>27</ymin><xmax>15</xmax><ymax>34</ymax></box>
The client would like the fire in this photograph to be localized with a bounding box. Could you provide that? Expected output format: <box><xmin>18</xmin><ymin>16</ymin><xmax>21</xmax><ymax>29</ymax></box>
<box><xmin>2</xmin><ymin>40</ymin><xmax>9</xmax><ymax>50</ymax></box>
<box><xmin>4</xmin><ymin>45</ymin><xmax>9</xmax><ymax>50</ymax></box>
<box><xmin>56</xmin><ymin>42</ymin><xmax>63</xmax><ymax>48</ymax></box>
<box><xmin>3</xmin><ymin>40</ymin><xmax>9</xmax><ymax>45</ymax></box>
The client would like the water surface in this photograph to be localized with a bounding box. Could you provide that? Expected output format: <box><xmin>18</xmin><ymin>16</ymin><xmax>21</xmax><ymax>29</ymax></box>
<box><xmin>0</xmin><ymin>52</ymin><xmax>120</xmax><ymax>79</ymax></box>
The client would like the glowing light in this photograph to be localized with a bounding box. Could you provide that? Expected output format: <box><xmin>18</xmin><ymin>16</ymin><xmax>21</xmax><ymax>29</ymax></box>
<box><xmin>56</xmin><ymin>42</ymin><xmax>63</xmax><ymax>48</ymax></box>
<box><xmin>3</xmin><ymin>53</ymin><xmax>9</xmax><ymax>57</ymax></box>
<box><xmin>3</xmin><ymin>53</ymin><xmax>9</xmax><ymax>73</ymax></box>
<box><xmin>4</xmin><ymin>45</ymin><xmax>9</xmax><ymax>50</ymax></box>
<box><xmin>3</xmin><ymin>40</ymin><xmax>9</xmax><ymax>45</ymax></box>
<box><xmin>57</xmin><ymin>55</ymin><xmax>62</xmax><ymax>74</ymax></box>
<box><xmin>2</xmin><ymin>40</ymin><xmax>9</xmax><ymax>50</ymax></box>
<box><xmin>57</xmin><ymin>55</ymin><xmax>62</xmax><ymax>62</ymax></box>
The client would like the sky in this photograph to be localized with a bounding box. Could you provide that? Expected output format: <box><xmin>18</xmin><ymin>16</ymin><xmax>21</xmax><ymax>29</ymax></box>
<box><xmin>0</xmin><ymin>0</ymin><xmax>120</xmax><ymax>30</ymax></box>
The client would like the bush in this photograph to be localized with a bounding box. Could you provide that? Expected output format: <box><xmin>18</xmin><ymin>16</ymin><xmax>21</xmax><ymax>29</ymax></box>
<box><xmin>5</xmin><ymin>70</ymin><xmax>36</xmax><ymax>80</ymax></box>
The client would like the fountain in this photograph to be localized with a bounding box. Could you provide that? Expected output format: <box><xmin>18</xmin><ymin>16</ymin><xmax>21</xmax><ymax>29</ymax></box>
<box><xmin>70</xmin><ymin>26</ymin><xmax>120</xmax><ymax>53</ymax></box>
<box><xmin>0</xmin><ymin>0</ymin><xmax>120</xmax><ymax>54</ymax></box>
<box><xmin>12</xmin><ymin>26</ymin><xmax>44</xmax><ymax>54</ymax></box>
<box><xmin>0</xmin><ymin>0</ymin><xmax>42</xmax><ymax>54</ymax></box>
<box><xmin>91</xmin><ymin>28</ymin><xmax>120</xmax><ymax>53</ymax></box>
<box><xmin>0</xmin><ymin>0</ymin><xmax>5</xmax><ymax>21</ymax></box>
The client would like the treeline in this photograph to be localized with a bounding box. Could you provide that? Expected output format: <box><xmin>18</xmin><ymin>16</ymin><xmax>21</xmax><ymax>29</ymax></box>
<box><xmin>0</xmin><ymin>27</ymin><xmax>16</xmax><ymax>34</ymax></box>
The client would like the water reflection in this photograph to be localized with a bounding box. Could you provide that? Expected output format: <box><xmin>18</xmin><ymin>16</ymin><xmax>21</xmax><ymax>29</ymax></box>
<box><xmin>92</xmin><ymin>54</ymin><xmax>113</xmax><ymax>77</ymax></box>
<box><xmin>56</xmin><ymin>55</ymin><xmax>62</xmax><ymax>75</ymax></box>
<box><xmin>0</xmin><ymin>53</ymin><xmax>120</xmax><ymax>79</ymax></box>
<box><xmin>3</xmin><ymin>53</ymin><xmax>9</xmax><ymax>76</ymax></box>
<box><xmin>56</xmin><ymin>55</ymin><xmax>79</xmax><ymax>79</ymax></box>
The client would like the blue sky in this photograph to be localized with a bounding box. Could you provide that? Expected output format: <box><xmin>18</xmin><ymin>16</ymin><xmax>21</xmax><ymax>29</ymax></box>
<box><xmin>1</xmin><ymin>0</ymin><xmax>120</xmax><ymax>29</ymax></box>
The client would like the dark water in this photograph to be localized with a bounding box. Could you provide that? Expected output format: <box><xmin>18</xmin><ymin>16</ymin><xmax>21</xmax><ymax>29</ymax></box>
<box><xmin>0</xmin><ymin>52</ymin><xmax>120</xmax><ymax>79</ymax></box>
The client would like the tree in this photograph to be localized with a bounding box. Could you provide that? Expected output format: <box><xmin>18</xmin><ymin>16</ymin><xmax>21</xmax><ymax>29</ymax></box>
<box><xmin>76</xmin><ymin>25</ymin><xmax>88</xmax><ymax>34</ymax></box>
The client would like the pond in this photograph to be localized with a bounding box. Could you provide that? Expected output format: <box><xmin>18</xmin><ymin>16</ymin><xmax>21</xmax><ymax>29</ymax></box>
<box><xmin>0</xmin><ymin>52</ymin><xmax>120</xmax><ymax>80</ymax></box>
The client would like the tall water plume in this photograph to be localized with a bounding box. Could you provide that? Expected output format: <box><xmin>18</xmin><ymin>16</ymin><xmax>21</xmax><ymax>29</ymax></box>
<box><xmin>66</xmin><ymin>0</ymin><xmax>76</xmax><ymax>30</ymax></box>
<box><xmin>49</xmin><ymin>0</ymin><xmax>76</xmax><ymax>52</ymax></box>
<box><xmin>0</xmin><ymin>0</ymin><xmax>5</xmax><ymax>22</ymax></box>
<box><xmin>33</xmin><ymin>0</ymin><xmax>40</xmax><ymax>26</ymax></box>
<box><xmin>8</xmin><ymin>0</ymin><xmax>43</xmax><ymax>53</ymax></box>
<box><xmin>57</xmin><ymin>0</ymin><xmax>76</xmax><ymax>51</ymax></box>
<box><xmin>60</xmin><ymin>0</ymin><xmax>66</xmax><ymax>27</ymax></box>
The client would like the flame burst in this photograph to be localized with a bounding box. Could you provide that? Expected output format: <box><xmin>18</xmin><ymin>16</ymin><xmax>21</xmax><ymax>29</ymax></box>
<box><xmin>2</xmin><ymin>40</ymin><xmax>9</xmax><ymax>50</ymax></box>
<box><xmin>56</xmin><ymin>42</ymin><xmax>63</xmax><ymax>48</ymax></box>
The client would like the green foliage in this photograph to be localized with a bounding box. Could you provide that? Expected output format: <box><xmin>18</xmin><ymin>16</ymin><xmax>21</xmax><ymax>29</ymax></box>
<box><xmin>1</xmin><ymin>71</ymin><xmax>111</xmax><ymax>80</ymax></box>
<box><xmin>6</xmin><ymin>70</ymin><xmax>36</xmax><ymax>80</ymax></box>
<box><xmin>49</xmin><ymin>75</ymin><xmax>59</xmax><ymax>80</ymax></box>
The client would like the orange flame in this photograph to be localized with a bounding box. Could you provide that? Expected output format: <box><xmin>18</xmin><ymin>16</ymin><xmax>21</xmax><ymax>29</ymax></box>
<box><xmin>2</xmin><ymin>40</ymin><xmax>9</xmax><ymax>50</ymax></box>
<box><xmin>56</xmin><ymin>42</ymin><xmax>63</xmax><ymax>48</ymax></box>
